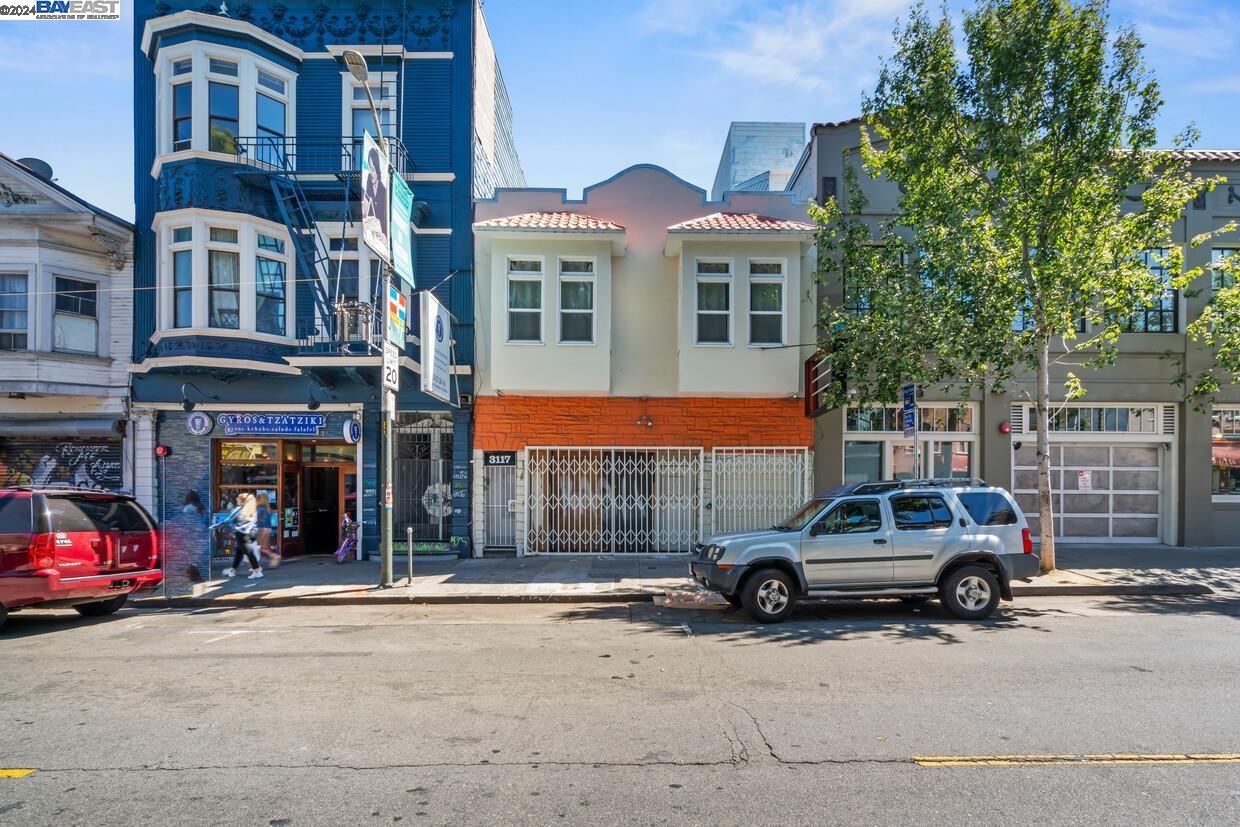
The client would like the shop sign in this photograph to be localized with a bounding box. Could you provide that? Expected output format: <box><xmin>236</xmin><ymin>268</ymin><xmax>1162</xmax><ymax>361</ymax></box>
<box><xmin>186</xmin><ymin>411</ymin><xmax>214</xmax><ymax>436</ymax></box>
<box><xmin>420</xmin><ymin>291</ymin><xmax>452</xmax><ymax>404</ymax></box>
<box><xmin>387</xmin><ymin>284</ymin><xmax>408</xmax><ymax>347</ymax></box>
<box><xmin>216</xmin><ymin>413</ymin><xmax>326</xmax><ymax>436</ymax></box>
<box><xmin>343</xmin><ymin>419</ymin><xmax>362</xmax><ymax>444</ymax></box>
<box><xmin>389</xmin><ymin>171</ymin><xmax>416</xmax><ymax>289</ymax></box>
<box><xmin>484</xmin><ymin>451</ymin><xmax>516</xmax><ymax>467</ymax></box>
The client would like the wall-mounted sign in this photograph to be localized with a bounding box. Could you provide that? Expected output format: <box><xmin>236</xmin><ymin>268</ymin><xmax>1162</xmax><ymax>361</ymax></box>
<box><xmin>901</xmin><ymin>384</ymin><xmax>918</xmax><ymax>439</ymax></box>
<box><xmin>1077</xmin><ymin>470</ymin><xmax>1093</xmax><ymax>492</ymax></box>
<box><xmin>387</xmin><ymin>284</ymin><xmax>408</xmax><ymax>347</ymax></box>
<box><xmin>389</xmin><ymin>170</ymin><xmax>415</xmax><ymax>289</ymax></box>
<box><xmin>360</xmin><ymin>131</ymin><xmax>392</xmax><ymax>264</ymax></box>
<box><xmin>484</xmin><ymin>451</ymin><xmax>516</xmax><ymax>466</ymax></box>
<box><xmin>216</xmin><ymin>413</ymin><xmax>326</xmax><ymax>436</ymax></box>
<box><xmin>420</xmin><ymin>291</ymin><xmax>452</xmax><ymax>404</ymax></box>
<box><xmin>343</xmin><ymin>419</ymin><xmax>362</xmax><ymax>444</ymax></box>
<box><xmin>186</xmin><ymin>411</ymin><xmax>214</xmax><ymax>436</ymax></box>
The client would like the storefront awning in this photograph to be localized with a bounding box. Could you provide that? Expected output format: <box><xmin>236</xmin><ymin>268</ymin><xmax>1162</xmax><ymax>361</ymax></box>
<box><xmin>0</xmin><ymin>418</ymin><xmax>124</xmax><ymax>438</ymax></box>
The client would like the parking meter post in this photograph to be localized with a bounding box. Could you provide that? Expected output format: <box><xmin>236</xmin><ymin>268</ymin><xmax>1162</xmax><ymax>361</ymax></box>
<box><xmin>407</xmin><ymin>525</ymin><xmax>413</xmax><ymax>584</ymax></box>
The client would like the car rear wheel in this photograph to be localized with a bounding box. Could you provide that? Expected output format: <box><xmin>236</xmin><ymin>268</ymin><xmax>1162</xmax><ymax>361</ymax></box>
<box><xmin>741</xmin><ymin>568</ymin><xmax>796</xmax><ymax>623</ymax></box>
<box><xmin>939</xmin><ymin>565</ymin><xmax>1000</xmax><ymax>620</ymax></box>
<box><xmin>73</xmin><ymin>595</ymin><xmax>128</xmax><ymax>618</ymax></box>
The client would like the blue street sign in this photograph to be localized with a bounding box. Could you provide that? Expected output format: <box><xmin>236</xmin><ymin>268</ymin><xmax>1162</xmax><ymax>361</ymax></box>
<box><xmin>901</xmin><ymin>384</ymin><xmax>917</xmax><ymax>438</ymax></box>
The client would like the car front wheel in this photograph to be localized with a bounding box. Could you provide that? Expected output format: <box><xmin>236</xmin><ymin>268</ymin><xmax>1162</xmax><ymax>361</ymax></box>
<box><xmin>741</xmin><ymin>568</ymin><xmax>796</xmax><ymax>623</ymax></box>
<box><xmin>939</xmin><ymin>565</ymin><xmax>1000</xmax><ymax>620</ymax></box>
<box><xmin>73</xmin><ymin>595</ymin><xmax>128</xmax><ymax>618</ymax></box>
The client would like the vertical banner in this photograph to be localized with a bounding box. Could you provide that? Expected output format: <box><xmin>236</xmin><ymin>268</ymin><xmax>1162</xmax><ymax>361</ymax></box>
<box><xmin>360</xmin><ymin>131</ymin><xmax>392</xmax><ymax>264</ymax></box>
<box><xmin>387</xmin><ymin>283</ymin><xmax>408</xmax><ymax>347</ymax></box>
<box><xmin>420</xmin><ymin>291</ymin><xmax>453</xmax><ymax>404</ymax></box>
<box><xmin>389</xmin><ymin>171</ymin><xmax>416</xmax><ymax>289</ymax></box>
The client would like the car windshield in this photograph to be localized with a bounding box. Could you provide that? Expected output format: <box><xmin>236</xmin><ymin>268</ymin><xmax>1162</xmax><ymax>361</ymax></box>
<box><xmin>774</xmin><ymin>498</ymin><xmax>830</xmax><ymax>531</ymax></box>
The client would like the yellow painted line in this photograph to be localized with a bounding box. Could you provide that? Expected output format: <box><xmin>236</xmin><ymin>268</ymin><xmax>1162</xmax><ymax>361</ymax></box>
<box><xmin>915</xmin><ymin>754</ymin><xmax>1240</xmax><ymax>767</ymax></box>
<box><xmin>0</xmin><ymin>769</ymin><xmax>36</xmax><ymax>778</ymax></box>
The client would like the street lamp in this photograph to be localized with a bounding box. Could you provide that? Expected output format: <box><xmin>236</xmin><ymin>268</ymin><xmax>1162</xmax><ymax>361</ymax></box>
<box><xmin>341</xmin><ymin>48</ymin><xmax>396</xmax><ymax>588</ymax></box>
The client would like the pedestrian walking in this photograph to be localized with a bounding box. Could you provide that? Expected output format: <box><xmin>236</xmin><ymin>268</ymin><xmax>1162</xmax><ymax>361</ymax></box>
<box><xmin>255</xmin><ymin>492</ymin><xmax>280</xmax><ymax>569</ymax></box>
<box><xmin>220</xmin><ymin>493</ymin><xmax>262</xmax><ymax>579</ymax></box>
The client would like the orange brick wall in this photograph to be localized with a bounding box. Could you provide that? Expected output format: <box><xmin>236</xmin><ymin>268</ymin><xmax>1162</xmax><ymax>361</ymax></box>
<box><xmin>473</xmin><ymin>396</ymin><xmax>812</xmax><ymax>451</ymax></box>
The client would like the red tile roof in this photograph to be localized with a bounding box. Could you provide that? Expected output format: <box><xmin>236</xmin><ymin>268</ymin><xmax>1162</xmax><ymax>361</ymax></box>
<box><xmin>473</xmin><ymin>211</ymin><xmax>625</xmax><ymax>231</ymax></box>
<box><xmin>667</xmin><ymin>212</ymin><xmax>816</xmax><ymax>233</ymax></box>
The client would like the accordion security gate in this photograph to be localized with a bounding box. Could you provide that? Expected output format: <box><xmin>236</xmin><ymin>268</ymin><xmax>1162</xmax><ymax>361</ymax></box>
<box><xmin>710</xmin><ymin>447</ymin><xmax>811</xmax><ymax>535</ymax></box>
<box><xmin>522</xmin><ymin>446</ymin><xmax>811</xmax><ymax>554</ymax></box>
<box><xmin>525</xmin><ymin>448</ymin><xmax>704</xmax><ymax>554</ymax></box>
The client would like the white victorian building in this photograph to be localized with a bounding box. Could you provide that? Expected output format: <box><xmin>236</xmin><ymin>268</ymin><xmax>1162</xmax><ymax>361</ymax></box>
<box><xmin>0</xmin><ymin>153</ymin><xmax>152</xmax><ymax>508</ymax></box>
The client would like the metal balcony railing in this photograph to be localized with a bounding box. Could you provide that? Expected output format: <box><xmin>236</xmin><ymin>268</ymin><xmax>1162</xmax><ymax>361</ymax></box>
<box><xmin>298</xmin><ymin>301</ymin><xmax>386</xmax><ymax>355</ymax></box>
<box><xmin>231</xmin><ymin>135</ymin><xmax>415</xmax><ymax>176</ymax></box>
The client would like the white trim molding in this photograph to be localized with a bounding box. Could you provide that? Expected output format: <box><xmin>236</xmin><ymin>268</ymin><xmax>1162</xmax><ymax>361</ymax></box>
<box><xmin>142</xmin><ymin>11</ymin><xmax>304</xmax><ymax>61</ymax></box>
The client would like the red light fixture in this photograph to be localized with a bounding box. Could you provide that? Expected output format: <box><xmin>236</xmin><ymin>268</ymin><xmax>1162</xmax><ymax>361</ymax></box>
<box><xmin>154</xmin><ymin>445</ymin><xmax>171</xmax><ymax>458</ymax></box>
<box><xmin>998</xmin><ymin>421</ymin><xmax>1012</xmax><ymax>435</ymax></box>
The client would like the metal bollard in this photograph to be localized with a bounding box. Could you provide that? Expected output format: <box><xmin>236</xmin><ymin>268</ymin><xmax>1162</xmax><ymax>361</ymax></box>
<box><xmin>407</xmin><ymin>525</ymin><xmax>414</xmax><ymax>585</ymax></box>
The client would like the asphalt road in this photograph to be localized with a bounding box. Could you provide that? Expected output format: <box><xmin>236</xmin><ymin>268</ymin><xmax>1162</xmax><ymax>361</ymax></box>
<box><xmin>2</xmin><ymin>593</ymin><xmax>1239</xmax><ymax>825</ymax></box>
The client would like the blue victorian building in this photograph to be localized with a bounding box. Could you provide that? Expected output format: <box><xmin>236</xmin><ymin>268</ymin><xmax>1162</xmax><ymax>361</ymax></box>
<box><xmin>132</xmin><ymin>0</ymin><xmax>524</xmax><ymax>590</ymax></box>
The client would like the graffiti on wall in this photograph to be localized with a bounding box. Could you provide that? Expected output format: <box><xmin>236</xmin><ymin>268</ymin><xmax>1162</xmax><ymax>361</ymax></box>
<box><xmin>0</xmin><ymin>440</ymin><xmax>123</xmax><ymax>490</ymax></box>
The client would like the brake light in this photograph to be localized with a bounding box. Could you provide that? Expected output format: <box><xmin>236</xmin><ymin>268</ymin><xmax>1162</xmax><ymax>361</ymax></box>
<box><xmin>149</xmin><ymin>532</ymin><xmax>160</xmax><ymax>570</ymax></box>
<box><xmin>29</xmin><ymin>533</ymin><xmax>57</xmax><ymax>570</ymax></box>
<box><xmin>1021</xmin><ymin>528</ymin><xmax>1033</xmax><ymax>554</ymax></box>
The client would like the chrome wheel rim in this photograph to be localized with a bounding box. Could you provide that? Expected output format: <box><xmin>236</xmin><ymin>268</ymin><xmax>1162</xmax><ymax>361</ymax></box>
<box><xmin>756</xmin><ymin>579</ymin><xmax>789</xmax><ymax>615</ymax></box>
<box><xmin>955</xmin><ymin>575</ymin><xmax>991</xmax><ymax>611</ymax></box>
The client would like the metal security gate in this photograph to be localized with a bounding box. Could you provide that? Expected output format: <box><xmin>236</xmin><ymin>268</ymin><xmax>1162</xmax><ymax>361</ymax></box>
<box><xmin>525</xmin><ymin>447</ymin><xmax>703</xmax><ymax>554</ymax></box>
<box><xmin>395</xmin><ymin>412</ymin><xmax>453</xmax><ymax>541</ymax></box>
<box><xmin>711</xmin><ymin>447</ymin><xmax>810</xmax><ymax>535</ymax></box>
<box><xmin>484</xmin><ymin>462</ymin><xmax>517</xmax><ymax>548</ymax></box>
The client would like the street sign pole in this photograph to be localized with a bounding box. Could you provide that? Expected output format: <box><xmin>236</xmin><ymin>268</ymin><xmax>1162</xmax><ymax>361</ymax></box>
<box><xmin>380</xmin><ymin>270</ymin><xmax>398</xmax><ymax>589</ymax></box>
<box><xmin>902</xmin><ymin>383</ymin><xmax>919</xmax><ymax>479</ymax></box>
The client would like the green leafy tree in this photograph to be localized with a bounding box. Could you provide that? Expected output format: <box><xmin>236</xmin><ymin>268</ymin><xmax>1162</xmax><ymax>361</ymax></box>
<box><xmin>1185</xmin><ymin>254</ymin><xmax>1240</xmax><ymax>399</ymax></box>
<box><xmin>810</xmin><ymin>0</ymin><xmax>1217</xmax><ymax>572</ymax></box>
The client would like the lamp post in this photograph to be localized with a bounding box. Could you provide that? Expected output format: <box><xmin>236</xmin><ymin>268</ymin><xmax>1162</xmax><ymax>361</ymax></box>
<box><xmin>342</xmin><ymin>49</ymin><xmax>396</xmax><ymax>588</ymax></box>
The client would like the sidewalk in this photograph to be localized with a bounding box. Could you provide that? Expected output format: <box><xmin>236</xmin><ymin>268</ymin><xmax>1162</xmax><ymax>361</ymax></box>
<box><xmin>144</xmin><ymin>544</ymin><xmax>1231</xmax><ymax>607</ymax></box>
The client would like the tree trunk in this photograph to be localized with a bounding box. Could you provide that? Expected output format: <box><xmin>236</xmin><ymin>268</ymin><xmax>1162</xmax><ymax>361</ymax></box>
<box><xmin>1036</xmin><ymin>340</ymin><xmax>1056</xmax><ymax>573</ymax></box>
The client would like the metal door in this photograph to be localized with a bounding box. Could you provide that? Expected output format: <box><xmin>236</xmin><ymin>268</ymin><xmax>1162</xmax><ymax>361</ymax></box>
<box><xmin>484</xmin><ymin>463</ymin><xmax>517</xmax><ymax>548</ymax></box>
<box><xmin>395</xmin><ymin>412</ymin><xmax>453</xmax><ymax>541</ymax></box>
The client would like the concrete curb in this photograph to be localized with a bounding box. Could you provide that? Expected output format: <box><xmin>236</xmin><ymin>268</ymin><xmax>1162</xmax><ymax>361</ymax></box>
<box><xmin>138</xmin><ymin>581</ymin><xmax>1216</xmax><ymax>608</ymax></box>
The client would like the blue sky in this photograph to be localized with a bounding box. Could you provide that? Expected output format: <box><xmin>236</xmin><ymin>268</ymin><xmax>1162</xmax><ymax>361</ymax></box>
<box><xmin>1</xmin><ymin>0</ymin><xmax>1237</xmax><ymax>220</ymax></box>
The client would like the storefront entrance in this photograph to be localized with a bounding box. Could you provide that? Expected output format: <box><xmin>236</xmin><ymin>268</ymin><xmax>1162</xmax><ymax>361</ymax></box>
<box><xmin>214</xmin><ymin>439</ymin><xmax>358</xmax><ymax>560</ymax></box>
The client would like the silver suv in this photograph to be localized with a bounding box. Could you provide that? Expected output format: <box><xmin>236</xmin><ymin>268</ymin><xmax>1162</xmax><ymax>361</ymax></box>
<box><xmin>690</xmin><ymin>479</ymin><xmax>1039</xmax><ymax>622</ymax></box>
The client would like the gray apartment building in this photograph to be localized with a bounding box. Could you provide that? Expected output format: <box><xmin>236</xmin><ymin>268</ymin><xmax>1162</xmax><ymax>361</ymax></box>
<box><xmin>711</xmin><ymin>122</ymin><xmax>806</xmax><ymax>199</ymax></box>
<box><xmin>790</xmin><ymin>119</ymin><xmax>1240</xmax><ymax>547</ymax></box>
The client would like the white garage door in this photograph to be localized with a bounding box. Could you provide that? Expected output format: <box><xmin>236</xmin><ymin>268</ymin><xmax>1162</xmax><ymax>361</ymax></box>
<box><xmin>1013</xmin><ymin>442</ymin><xmax>1162</xmax><ymax>542</ymax></box>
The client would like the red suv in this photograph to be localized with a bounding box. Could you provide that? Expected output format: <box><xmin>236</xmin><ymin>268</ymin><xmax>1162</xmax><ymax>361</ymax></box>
<box><xmin>0</xmin><ymin>488</ymin><xmax>163</xmax><ymax>628</ymax></box>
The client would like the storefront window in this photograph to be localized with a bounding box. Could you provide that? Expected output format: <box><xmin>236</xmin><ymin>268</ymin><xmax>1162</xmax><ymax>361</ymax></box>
<box><xmin>1212</xmin><ymin>408</ymin><xmax>1240</xmax><ymax>497</ymax></box>
<box><xmin>844</xmin><ymin>405</ymin><xmax>977</xmax><ymax>482</ymax></box>
<box><xmin>220</xmin><ymin>442</ymin><xmax>278</xmax><ymax>461</ymax></box>
<box><xmin>931</xmin><ymin>441</ymin><xmax>973</xmax><ymax>478</ymax></box>
<box><xmin>301</xmin><ymin>444</ymin><xmax>357</xmax><ymax>463</ymax></box>
<box><xmin>844</xmin><ymin>441</ymin><xmax>881</xmax><ymax>483</ymax></box>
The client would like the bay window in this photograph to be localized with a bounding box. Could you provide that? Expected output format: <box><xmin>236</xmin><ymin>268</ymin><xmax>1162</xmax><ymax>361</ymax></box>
<box><xmin>1212</xmin><ymin>407</ymin><xmax>1240</xmax><ymax>498</ymax></box>
<box><xmin>507</xmin><ymin>258</ymin><xmax>543</xmax><ymax>343</ymax></box>
<box><xmin>157</xmin><ymin>212</ymin><xmax>293</xmax><ymax>338</ymax></box>
<box><xmin>52</xmin><ymin>277</ymin><xmax>98</xmax><ymax>354</ymax></box>
<box><xmin>696</xmin><ymin>260</ymin><xmax>731</xmax><ymax>345</ymax></box>
<box><xmin>748</xmin><ymin>259</ymin><xmax>784</xmax><ymax>345</ymax></box>
<box><xmin>256</xmin><ymin>91</ymin><xmax>287</xmax><ymax>166</ymax></box>
<box><xmin>558</xmin><ymin>258</ymin><xmax>595</xmax><ymax>344</ymax></box>
<box><xmin>172</xmin><ymin>81</ymin><xmax>192</xmax><ymax>151</ymax></box>
<box><xmin>208</xmin><ymin>80</ymin><xmax>239</xmax><ymax>154</ymax></box>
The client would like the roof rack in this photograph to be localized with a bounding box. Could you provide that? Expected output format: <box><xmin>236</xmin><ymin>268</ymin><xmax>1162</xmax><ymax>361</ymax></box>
<box><xmin>850</xmin><ymin>478</ymin><xmax>988</xmax><ymax>495</ymax></box>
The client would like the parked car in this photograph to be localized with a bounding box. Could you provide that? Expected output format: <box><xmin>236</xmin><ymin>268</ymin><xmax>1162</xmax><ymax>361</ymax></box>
<box><xmin>0</xmin><ymin>488</ymin><xmax>163</xmax><ymax>628</ymax></box>
<box><xmin>690</xmin><ymin>479</ymin><xmax>1038</xmax><ymax>622</ymax></box>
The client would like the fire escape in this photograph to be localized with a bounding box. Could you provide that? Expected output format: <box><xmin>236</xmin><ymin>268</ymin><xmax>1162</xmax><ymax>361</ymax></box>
<box><xmin>231</xmin><ymin>135</ymin><xmax>414</xmax><ymax>355</ymax></box>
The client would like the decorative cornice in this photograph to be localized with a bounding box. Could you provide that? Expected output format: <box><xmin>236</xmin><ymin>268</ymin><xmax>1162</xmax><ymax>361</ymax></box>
<box><xmin>89</xmin><ymin>225</ymin><xmax>130</xmax><ymax>271</ymax></box>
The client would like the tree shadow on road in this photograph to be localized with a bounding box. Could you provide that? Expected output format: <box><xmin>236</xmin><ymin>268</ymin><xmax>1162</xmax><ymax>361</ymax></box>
<box><xmin>561</xmin><ymin>599</ymin><xmax>1058</xmax><ymax>647</ymax></box>
<box><xmin>1085</xmin><ymin>593</ymin><xmax>1240</xmax><ymax>620</ymax></box>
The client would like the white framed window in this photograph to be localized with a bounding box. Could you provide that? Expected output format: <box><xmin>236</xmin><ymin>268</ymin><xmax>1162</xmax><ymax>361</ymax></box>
<box><xmin>695</xmin><ymin>259</ymin><xmax>732</xmax><ymax>345</ymax></box>
<box><xmin>0</xmin><ymin>273</ymin><xmax>29</xmax><ymax>351</ymax></box>
<box><xmin>1211</xmin><ymin>248</ymin><xmax>1238</xmax><ymax>293</ymax></box>
<box><xmin>748</xmin><ymin>258</ymin><xmax>784</xmax><ymax>346</ymax></box>
<box><xmin>155</xmin><ymin>43</ymin><xmax>296</xmax><ymax>160</ymax></box>
<box><xmin>52</xmin><ymin>276</ymin><xmax>99</xmax><ymax>355</ymax></box>
<box><xmin>321</xmin><ymin>224</ymin><xmax>386</xmax><ymax>304</ymax></box>
<box><xmin>155</xmin><ymin>210</ymin><xmax>294</xmax><ymax>338</ymax></box>
<box><xmin>843</xmin><ymin>404</ymin><xmax>978</xmax><ymax>482</ymax></box>
<box><xmin>342</xmin><ymin>72</ymin><xmax>396</xmax><ymax>168</ymax></box>
<box><xmin>1213</xmin><ymin>406</ymin><xmax>1240</xmax><ymax>500</ymax></box>
<box><xmin>507</xmin><ymin>257</ymin><xmax>543</xmax><ymax>343</ymax></box>
<box><xmin>558</xmin><ymin>258</ymin><xmax>595</xmax><ymax>344</ymax></box>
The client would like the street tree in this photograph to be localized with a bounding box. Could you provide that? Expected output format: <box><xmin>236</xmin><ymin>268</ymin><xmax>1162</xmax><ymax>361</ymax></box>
<box><xmin>810</xmin><ymin>0</ymin><xmax>1217</xmax><ymax>572</ymax></box>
